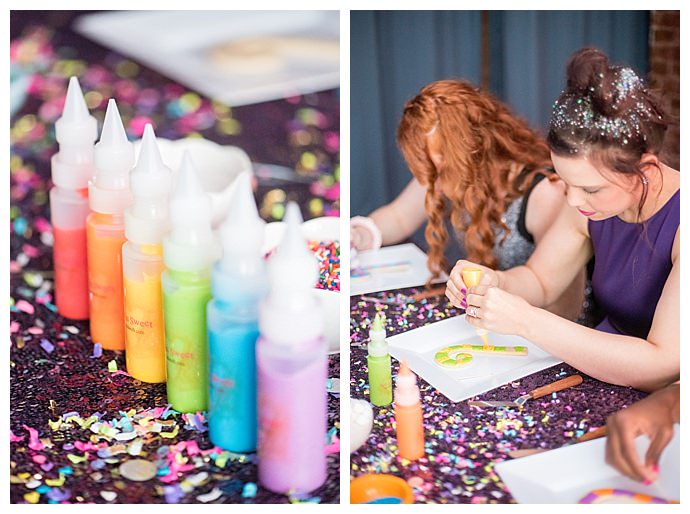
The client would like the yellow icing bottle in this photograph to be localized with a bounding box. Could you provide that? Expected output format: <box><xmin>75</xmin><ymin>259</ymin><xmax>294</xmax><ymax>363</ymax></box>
<box><xmin>122</xmin><ymin>124</ymin><xmax>172</xmax><ymax>383</ymax></box>
<box><xmin>462</xmin><ymin>267</ymin><xmax>489</xmax><ymax>346</ymax></box>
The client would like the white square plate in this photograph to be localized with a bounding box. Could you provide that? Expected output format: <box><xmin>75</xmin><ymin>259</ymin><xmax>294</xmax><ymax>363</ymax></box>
<box><xmin>74</xmin><ymin>10</ymin><xmax>339</xmax><ymax>106</ymax></box>
<box><xmin>495</xmin><ymin>425</ymin><xmax>680</xmax><ymax>503</ymax></box>
<box><xmin>386</xmin><ymin>315</ymin><xmax>562</xmax><ymax>403</ymax></box>
<box><xmin>351</xmin><ymin>243</ymin><xmax>446</xmax><ymax>296</ymax></box>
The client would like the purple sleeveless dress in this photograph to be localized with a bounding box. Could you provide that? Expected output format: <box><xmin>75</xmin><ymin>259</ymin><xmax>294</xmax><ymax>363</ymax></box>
<box><xmin>589</xmin><ymin>189</ymin><xmax>679</xmax><ymax>339</ymax></box>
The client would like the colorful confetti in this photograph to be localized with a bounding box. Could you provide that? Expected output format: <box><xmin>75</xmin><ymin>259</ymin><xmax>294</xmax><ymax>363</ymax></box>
<box><xmin>10</xmin><ymin>15</ymin><xmax>339</xmax><ymax>504</ymax></box>
<box><xmin>349</xmin><ymin>286</ymin><xmax>646</xmax><ymax>503</ymax></box>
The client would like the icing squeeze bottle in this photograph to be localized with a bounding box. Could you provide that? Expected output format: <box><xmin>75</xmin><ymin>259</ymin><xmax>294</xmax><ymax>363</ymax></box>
<box><xmin>367</xmin><ymin>313</ymin><xmax>392</xmax><ymax>407</ymax></box>
<box><xmin>462</xmin><ymin>267</ymin><xmax>489</xmax><ymax>346</ymax></box>
<box><xmin>122</xmin><ymin>124</ymin><xmax>172</xmax><ymax>383</ymax></box>
<box><xmin>207</xmin><ymin>171</ymin><xmax>267</xmax><ymax>450</ymax></box>
<box><xmin>50</xmin><ymin>76</ymin><xmax>98</xmax><ymax>319</ymax></box>
<box><xmin>162</xmin><ymin>151</ymin><xmax>220</xmax><ymax>413</ymax></box>
<box><xmin>86</xmin><ymin>99</ymin><xmax>133</xmax><ymax>349</ymax></box>
<box><xmin>394</xmin><ymin>361</ymin><xmax>425</xmax><ymax>461</ymax></box>
<box><xmin>257</xmin><ymin>202</ymin><xmax>327</xmax><ymax>494</ymax></box>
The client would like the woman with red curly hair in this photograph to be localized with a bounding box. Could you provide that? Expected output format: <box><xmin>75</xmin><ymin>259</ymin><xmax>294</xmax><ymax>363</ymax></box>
<box><xmin>351</xmin><ymin>79</ymin><xmax>585</xmax><ymax>320</ymax></box>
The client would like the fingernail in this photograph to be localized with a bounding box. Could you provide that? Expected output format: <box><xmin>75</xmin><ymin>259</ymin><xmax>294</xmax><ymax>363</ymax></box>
<box><xmin>643</xmin><ymin>479</ymin><xmax>653</xmax><ymax>486</ymax></box>
<box><xmin>460</xmin><ymin>300</ymin><xmax>467</xmax><ymax>308</ymax></box>
<box><xmin>460</xmin><ymin>288</ymin><xmax>467</xmax><ymax>295</ymax></box>
<box><xmin>652</xmin><ymin>464</ymin><xmax>659</xmax><ymax>474</ymax></box>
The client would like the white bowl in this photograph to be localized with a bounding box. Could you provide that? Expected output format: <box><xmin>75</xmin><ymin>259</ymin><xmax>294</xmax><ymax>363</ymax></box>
<box><xmin>350</xmin><ymin>399</ymin><xmax>374</xmax><ymax>453</ymax></box>
<box><xmin>133</xmin><ymin>136</ymin><xmax>252</xmax><ymax>228</ymax></box>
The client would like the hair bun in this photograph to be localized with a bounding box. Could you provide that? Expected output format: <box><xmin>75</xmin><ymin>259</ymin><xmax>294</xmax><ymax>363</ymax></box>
<box><xmin>566</xmin><ymin>47</ymin><xmax>642</xmax><ymax>116</ymax></box>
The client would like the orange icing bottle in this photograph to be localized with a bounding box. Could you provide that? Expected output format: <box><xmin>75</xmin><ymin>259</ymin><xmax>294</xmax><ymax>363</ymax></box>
<box><xmin>86</xmin><ymin>99</ymin><xmax>134</xmax><ymax>350</ymax></box>
<box><xmin>394</xmin><ymin>362</ymin><xmax>425</xmax><ymax>460</ymax></box>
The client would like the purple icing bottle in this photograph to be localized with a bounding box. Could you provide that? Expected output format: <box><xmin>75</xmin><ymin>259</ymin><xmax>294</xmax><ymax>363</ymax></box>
<box><xmin>257</xmin><ymin>202</ymin><xmax>328</xmax><ymax>494</ymax></box>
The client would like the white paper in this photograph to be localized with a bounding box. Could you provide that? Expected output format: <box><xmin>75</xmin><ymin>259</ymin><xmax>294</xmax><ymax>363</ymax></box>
<box><xmin>495</xmin><ymin>425</ymin><xmax>680</xmax><ymax>503</ymax></box>
<box><xmin>351</xmin><ymin>243</ymin><xmax>446</xmax><ymax>296</ymax></box>
<box><xmin>74</xmin><ymin>11</ymin><xmax>339</xmax><ymax>106</ymax></box>
<box><xmin>386</xmin><ymin>314</ymin><xmax>562</xmax><ymax>403</ymax></box>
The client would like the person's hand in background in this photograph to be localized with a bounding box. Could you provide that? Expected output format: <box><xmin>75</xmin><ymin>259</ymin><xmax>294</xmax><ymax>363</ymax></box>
<box><xmin>605</xmin><ymin>383</ymin><xmax>680</xmax><ymax>484</ymax></box>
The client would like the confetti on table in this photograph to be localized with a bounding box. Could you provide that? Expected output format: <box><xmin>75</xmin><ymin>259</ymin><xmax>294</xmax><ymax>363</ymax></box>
<box><xmin>10</xmin><ymin>17</ymin><xmax>340</xmax><ymax>504</ymax></box>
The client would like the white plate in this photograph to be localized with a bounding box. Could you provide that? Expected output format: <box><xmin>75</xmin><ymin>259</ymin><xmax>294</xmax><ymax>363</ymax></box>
<box><xmin>74</xmin><ymin>10</ymin><xmax>339</xmax><ymax>106</ymax></box>
<box><xmin>351</xmin><ymin>243</ymin><xmax>446</xmax><ymax>296</ymax></box>
<box><xmin>495</xmin><ymin>425</ymin><xmax>680</xmax><ymax>503</ymax></box>
<box><xmin>386</xmin><ymin>315</ymin><xmax>562</xmax><ymax>403</ymax></box>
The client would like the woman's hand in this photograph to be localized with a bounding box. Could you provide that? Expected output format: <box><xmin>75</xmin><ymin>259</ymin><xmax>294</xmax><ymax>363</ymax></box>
<box><xmin>464</xmin><ymin>284</ymin><xmax>533</xmax><ymax>336</ymax></box>
<box><xmin>605</xmin><ymin>384</ymin><xmax>680</xmax><ymax>484</ymax></box>
<box><xmin>445</xmin><ymin>260</ymin><xmax>498</xmax><ymax>309</ymax></box>
<box><xmin>350</xmin><ymin>224</ymin><xmax>372</xmax><ymax>251</ymax></box>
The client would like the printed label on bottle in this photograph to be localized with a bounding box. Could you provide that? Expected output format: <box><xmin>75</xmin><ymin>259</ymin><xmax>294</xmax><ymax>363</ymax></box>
<box><xmin>125</xmin><ymin>314</ymin><xmax>155</xmax><ymax>335</ymax></box>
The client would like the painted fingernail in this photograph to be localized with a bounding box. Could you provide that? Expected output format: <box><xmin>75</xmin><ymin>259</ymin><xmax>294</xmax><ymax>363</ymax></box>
<box><xmin>643</xmin><ymin>479</ymin><xmax>653</xmax><ymax>486</ymax></box>
<box><xmin>652</xmin><ymin>464</ymin><xmax>659</xmax><ymax>474</ymax></box>
<box><xmin>460</xmin><ymin>288</ymin><xmax>467</xmax><ymax>295</ymax></box>
<box><xmin>460</xmin><ymin>300</ymin><xmax>467</xmax><ymax>308</ymax></box>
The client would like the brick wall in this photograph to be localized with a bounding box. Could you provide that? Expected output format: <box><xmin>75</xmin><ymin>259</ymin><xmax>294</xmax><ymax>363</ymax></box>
<box><xmin>649</xmin><ymin>11</ymin><xmax>680</xmax><ymax>169</ymax></box>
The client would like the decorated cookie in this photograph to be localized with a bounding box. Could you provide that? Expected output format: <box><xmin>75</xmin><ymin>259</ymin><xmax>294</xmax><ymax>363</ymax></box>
<box><xmin>434</xmin><ymin>347</ymin><xmax>473</xmax><ymax>368</ymax></box>
<box><xmin>579</xmin><ymin>489</ymin><xmax>678</xmax><ymax>504</ymax></box>
<box><xmin>455</xmin><ymin>343</ymin><xmax>528</xmax><ymax>356</ymax></box>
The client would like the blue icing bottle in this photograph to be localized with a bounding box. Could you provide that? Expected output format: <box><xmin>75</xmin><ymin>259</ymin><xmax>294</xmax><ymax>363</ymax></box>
<box><xmin>207</xmin><ymin>172</ymin><xmax>268</xmax><ymax>452</ymax></box>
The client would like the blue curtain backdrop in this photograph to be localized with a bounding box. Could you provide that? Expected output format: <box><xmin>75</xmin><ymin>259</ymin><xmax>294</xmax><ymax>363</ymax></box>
<box><xmin>350</xmin><ymin>10</ymin><xmax>650</xmax><ymax>236</ymax></box>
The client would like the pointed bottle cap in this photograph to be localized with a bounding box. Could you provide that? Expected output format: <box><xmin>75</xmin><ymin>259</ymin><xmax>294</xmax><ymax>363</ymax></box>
<box><xmin>93</xmin><ymin>99</ymin><xmax>134</xmax><ymax>188</ymax></box>
<box><xmin>218</xmin><ymin>171</ymin><xmax>265</xmax><ymax>274</ymax></box>
<box><xmin>52</xmin><ymin>76</ymin><xmax>98</xmax><ymax>190</ymax></box>
<box><xmin>267</xmin><ymin>202</ymin><xmax>317</xmax><ymax>300</ymax></box>
<box><xmin>163</xmin><ymin>151</ymin><xmax>217</xmax><ymax>271</ymax></box>
<box><xmin>395</xmin><ymin>361</ymin><xmax>420</xmax><ymax>406</ymax></box>
<box><xmin>368</xmin><ymin>312</ymin><xmax>388</xmax><ymax>357</ymax></box>
<box><xmin>62</xmin><ymin>76</ymin><xmax>91</xmax><ymax>122</ymax></box>
<box><xmin>130</xmin><ymin>124</ymin><xmax>172</xmax><ymax>199</ymax></box>
<box><xmin>125</xmin><ymin>124</ymin><xmax>172</xmax><ymax>245</ymax></box>
<box><xmin>169</xmin><ymin>151</ymin><xmax>212</xmax><ymax>239</ymax></box>
<box><xmin>55</xmin><ymin>76</ymin><xmax>98</xmax><ymax>145</ymax></box>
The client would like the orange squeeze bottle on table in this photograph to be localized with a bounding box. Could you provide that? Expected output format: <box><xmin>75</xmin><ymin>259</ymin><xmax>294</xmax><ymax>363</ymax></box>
<box><xmin>86</xmin><ymin>99</ymin><xmax>134</xmax><ymax>350</ymax></box>
<box><xmin>394</xmin><ymin>362</ymin><xmax>425</xmax><ymax>461</ymax></box>
<box><xmin>49</xmin><ymin>76</ymin><xmax>98</xmax><ymax>319</ymax></box>
<box><xmin>461</xmin><ymin>267</ymin><xmax>489</xmax><ymax>347</ymax></box>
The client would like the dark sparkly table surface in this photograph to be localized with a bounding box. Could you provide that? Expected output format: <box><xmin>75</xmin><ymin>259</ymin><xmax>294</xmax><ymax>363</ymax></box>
<box><xmin>10</xmin><ymin>13</ymin><xmax>339</xmax><ymax>504</ymax></box>
<box><xmin>349</xmin><ymin>286</ymin><xmax>646</xmax><ymax>504</ymax></box>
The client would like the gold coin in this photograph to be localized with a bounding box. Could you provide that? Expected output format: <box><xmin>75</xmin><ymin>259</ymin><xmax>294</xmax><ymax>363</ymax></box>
<box><xmin>119</xmin><ymin>459</ymin><xmax>157</xmax><ymax>482</ymax></box>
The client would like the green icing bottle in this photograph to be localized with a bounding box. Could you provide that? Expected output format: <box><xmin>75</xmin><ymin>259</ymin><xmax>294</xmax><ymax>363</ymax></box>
<box><xmin>367</xmin><ymin>313</ymin><xmax>393</xmax><ymax>406</ymax></box>
<box><xmin>161</xmin><ymin>151</ymin><xmax>220</xmax><ymax>413</ymax></box>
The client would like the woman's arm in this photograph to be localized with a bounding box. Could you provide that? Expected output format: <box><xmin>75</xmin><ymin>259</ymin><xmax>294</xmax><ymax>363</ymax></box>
<box><xmin>465</xmin><ymin>243</ymin><xmax>679</xmax><ymax>391</ymax></box>
<box><xmin>351</xmin><ymin>178</ymin><xmax>427</xmax><ymax>250</ymax></box>
<box><xmin>524</xmin><ymin>177</ymin><xmax>585</xmax><ymax>321</ymax></box>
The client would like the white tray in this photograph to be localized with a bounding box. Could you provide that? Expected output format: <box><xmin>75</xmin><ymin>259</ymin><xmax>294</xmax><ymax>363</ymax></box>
<box><xmin>351</xmin><ymin>243</ymin><xmax>445</xmax><ymax>296</ymax></box>
<box><xmin>386</xmin><ymin>315</ymin><xmax>562</xmax><ymax>403</ymax></box>
<box><xmin>74</xmin><ymin>10</ymin><xmax>339</xmax><ymax>106</ymax></box>
<box><xmin>495</xmin><ymin>425</ymin><xmax>680</xmax><ymax>503</ymax></box>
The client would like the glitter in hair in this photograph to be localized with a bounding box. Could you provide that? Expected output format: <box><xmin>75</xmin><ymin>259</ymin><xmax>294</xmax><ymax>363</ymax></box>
<box><xmin>548</xmin><ymin>67</ymin><xmax>655</xmax><ymax>153</ymax></box>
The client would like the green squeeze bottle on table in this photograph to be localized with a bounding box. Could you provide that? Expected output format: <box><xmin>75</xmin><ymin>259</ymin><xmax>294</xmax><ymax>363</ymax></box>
<box><xmin>367</xmin><ymin>313</ymin><xmax>393</xmax><ymax>406</ymax></box>
<box><xmin>162</xmin><ymin>151</ymin><xmax>220</xmax><ymax>412</ymax></box>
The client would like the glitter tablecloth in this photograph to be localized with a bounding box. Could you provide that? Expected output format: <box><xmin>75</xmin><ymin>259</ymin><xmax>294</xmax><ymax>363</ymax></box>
<box><xmin>349</xmin><ymin>286</ymin><xmax>647</xmax><ymax>504</ymax></box>
<box><xmin>10</xmin><ymin>14</ymin><xmax>339</xmax><ymax>504</ymax></box>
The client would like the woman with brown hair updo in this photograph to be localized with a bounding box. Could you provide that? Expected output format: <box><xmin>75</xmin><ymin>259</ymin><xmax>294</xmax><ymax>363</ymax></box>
<box><xmin>446</xmin><ymin>48</ymin><xmax>679</xmax><ymax>394</ymax></box>
<box><xmin>351</xmin><ymin>79</ymin><xmax>585</xmax><ymax>320</ymax></box>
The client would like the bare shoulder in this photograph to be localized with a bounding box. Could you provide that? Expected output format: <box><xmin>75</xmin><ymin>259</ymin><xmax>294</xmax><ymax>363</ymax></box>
<box><xmin>672</xmin><ymin>226</ymin><xmax>679</xmax><ymax>264</ymax></box>
<box><xmin>524</xmin><ymin>176</ymin><xmax>567</xmax><ymax>243</ymax></box>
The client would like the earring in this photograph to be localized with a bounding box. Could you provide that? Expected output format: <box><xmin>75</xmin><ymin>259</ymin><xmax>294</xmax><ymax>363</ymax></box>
<box><xmin>640</xmin><ymin>176</ymin><xmax>648</xmax><ymax>185</ymax></box>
